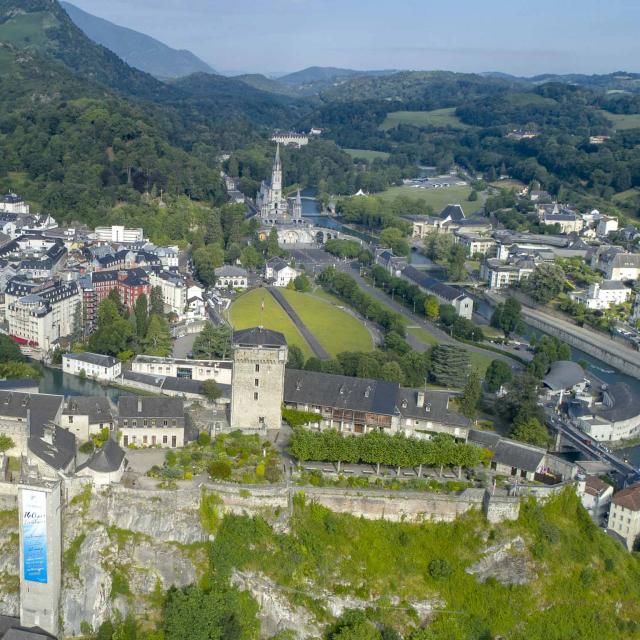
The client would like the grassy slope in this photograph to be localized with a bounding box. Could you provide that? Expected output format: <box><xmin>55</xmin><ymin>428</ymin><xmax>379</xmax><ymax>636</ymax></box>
<box><xmin>279</xmin><ymin>288</ymin><xmax>373</xmax><ymax>357</ymax></box>
<box><xmin>344</xmin><ymin>148</ymin><xmax>390</xmax><ymax>161</ymax></box>
<box><xmin>377</xmin><ymin>184</ymin><xmax>480</xmax><ymax>214</ymax></box>
<box><xmin>380</xmin><ymin>108</ymin><xmax>470</xmax><ymax>131</ymax></box>
<box><xmin>600</xmin><ymin>110</ymin><xmax>640</xmax><ymax>131</ymax></box>
<box><xmin>229</xmin><ymin>289</ymin><xmax>313</xmax><ymax>359</ymax></box>
<box><xmin>211</xmin><ymin>490</ymin><xmax>640</xmax><ymax>639</ymax></box>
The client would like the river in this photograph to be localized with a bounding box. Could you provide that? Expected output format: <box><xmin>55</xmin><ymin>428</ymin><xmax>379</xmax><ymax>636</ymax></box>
<box><xmin>37</xmin><ymin>365</ymin><xmax>125</xmax><ymax>403</ymax></box>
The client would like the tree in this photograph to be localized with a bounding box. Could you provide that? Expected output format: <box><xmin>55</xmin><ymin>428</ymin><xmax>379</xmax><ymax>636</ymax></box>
<box><xmin>439</xmin><ymin>304</ymin><xmax>457</xmax><ymax>327</ymax></box>
<box><xmin>286</xmin><ymin>344</ymin><xmax>305</xmax><ymax>369</ymax></box>
<box><xmin>424</xmin><ymin>233</ymin><xmax>454</xmax><ymax>262</ymax></box>
<box><xmin>142</xmin><ymin>314</ymin><xmax>172</xmax><ymax>357</ymax></box>
<box><xmin>490</xmin><ymin>296</ymin><xmax>524</xmax><ymax>336</ymax></box>
<box><xmin>380</xmin><ymin>361</ymin><xmax>405</xmax><ymax>384</ymax></box>
<box><xmin>107</xmin><ymin>288</ymin><xmax>126</xmax><ymax>317</ymax></box>
<box><xmin>193</xmin><ymin>246</ymin><xmax>224</xmax><ymax>287</ymax></box>
<box><xmin>468</xmin><ymin>189</ymin><xmax>478</xmax><ymax>202</ymax></box>
<box><xmin>524</xmin><ymin>263</ymin><xmax>566</xmax><ymax>303</ymax></box>
<box><xmin>424</xmin><ymin>295</ymin><xmax>439</xmax><ymax>320</ymax></box>
<box><xmin>267</xmin><ymin>227</ymin><xmax>281</xmax><ymax>258</ymax></box>
<box><xmin>150</xmin><ymin>286</ymin><xmax>165</xmax><ymax>317</ymax></box>
<box><xmin>202</xmin><ymin>379</ymin><xmax>222</xmax><ymax>402</ymax></box>
<box><xmin>0</xmin><ymin>335</ymin><xmax>25</xmax><ymax>363</ymax></box>
<box><xmin>293</xmin><ymin>274</ymin><xmax>310</xmax><ymax>292</ymax></box>
<box><xmin>134</xmin><ymin>293</ymin><xmax>149</xmax><ymax>339</ymax></box>
<box><xmin>0</xmin><ymin>434</ymin><xmax>14</xmax><ymax>453</ymax></box>
<box><xmin>192</xmin><ymin>322</ymin><xmax>232</xmax><ymax>359</ymax></box>
<box><xmin>89</xmin><ymin>299</ymin><xmax>134</xmax><ymax>356</ymax></box>
<box><xmin>447</xmin><ymin>244</ymin><xmax>467</xmax><ymax>281</ymax></box>
<box><xmin>485</xmin><ymin>359</ymin><xmax>512</xmax><ymax>392</ymax></box>
<box><xmin>459</xmin><ymin>371</ymin><xmax>481</xmax><ymax>419</ymax></box>
<box><xmin>379</xmin><ymin>227</ymin><xmax>410</xmax><ymax>257</ymax></box>
<box><xmin>511</xmin><ymin>417</ymin><xmax>550</xmax><ymax>448</ymax></box>
<box><xmin>240</xmin><ymin>245</ymin><xmax>261</xmax><ymax>270</ymax></box>
<box><xmin>430</xmin><ymin>345</ymin><xmax>470</xmax><ymax>388</ymax></box>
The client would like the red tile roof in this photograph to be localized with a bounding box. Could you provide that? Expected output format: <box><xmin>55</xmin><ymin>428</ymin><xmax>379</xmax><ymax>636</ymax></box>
<box><xmin>612</xmin><ymin>483</ymin><xmax>640</xmax><ymax>511</ymax></box>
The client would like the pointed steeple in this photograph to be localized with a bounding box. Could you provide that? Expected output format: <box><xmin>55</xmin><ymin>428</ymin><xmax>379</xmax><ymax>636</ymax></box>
<box><xmin>274</xmin><ymin>143</ymin><xmax>281</xmax><ymax>170</ymax></box>
<box><xmin>295</xmin><ymin>188</ymin><xmax>301</xmax><ymax>204</ymax></box>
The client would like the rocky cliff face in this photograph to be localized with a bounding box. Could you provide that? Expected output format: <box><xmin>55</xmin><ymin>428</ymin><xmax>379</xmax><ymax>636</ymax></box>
<box><xmin>0</xmin><ymin>505</ymin><xmax>19</xmax><ymax>617</ymax></box>
<box><xmin>61</xmin><ymin>486</ymin><xmax>207</xmax><ymax>636</ymax></box>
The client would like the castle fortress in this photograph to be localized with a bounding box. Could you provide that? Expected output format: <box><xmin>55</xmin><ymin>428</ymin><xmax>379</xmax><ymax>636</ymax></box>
<box><xmin>256</xmin><ymin>144</ymin><xmax>303</xmax><ymax>224</ymax></box>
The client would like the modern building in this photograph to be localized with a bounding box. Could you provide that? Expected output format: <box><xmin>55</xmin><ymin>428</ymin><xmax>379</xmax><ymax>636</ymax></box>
<box><xmin>118</xmin><ymin>396</ymin><xmax>185</xmax><ymax>448</ymax></box>
<box><xmin>402</xmin><ymin>266</ymin><xmax>473</xmax><ymax>319</ymax></box>
<box><xmin>94</xmin><ymin>225</ymin><xmax>144</xmax><ymax>244</ymax></box>
<box><xmin>569</xmin><ymin>281</ymin><xmax>631</xmax><ymax>310</ymax></box>
<box><xmin>230</xmin><ymin>327</ymin><xmax>288</xmax><ymax>431</ymax></box>
<box><xmin>131</xmin><ymin>355</ymin><xmax>233</xmax><ymax>384</ymax></box>
<box><xmin>481</xmin><ymin>257</ymin><xmax>536</xmax><ymax>290</ymax></box>
<box><xmin>256</xmin><ymin>145</ymin><xmax>303</xmax><ymax>224</ymax></box>
<box><xmin>454</xmin><ymin>232</ymin><xmax>496</xmax><ymax>257</ymax></box>
<box><xmin>215</xmin><ymin>266</ymin><xmax>249</xmax><ymax>289</ymax></box>
<box><xmin>61</xmin><ymin>396</ymin><xmax>115</xmax><ymax>441</ymax></box>
<box><xmin>62</xmin><ymin>352</ymin><xmax>121</xmax><ymax>381</ymax></box>
<box><xmin>607</xmin><ymin>483</ymin><xmax>640</xmax><ymax>551</ymax></box>
<box><xmin>265</xmin><ymin>258</ymin><xmax>300</xmax><ymax>287</ymax></box>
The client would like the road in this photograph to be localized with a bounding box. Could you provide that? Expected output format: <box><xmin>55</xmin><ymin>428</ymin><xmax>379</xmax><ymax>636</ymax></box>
<box><xmin>340</xmin><ymin>261</ymin><xmax>521</xmax><ymax>367</ymax></box>
<box><xmin>546</xmin><ymin>412</ymin><xmax>639</xmax><ymax>482</ymax></box>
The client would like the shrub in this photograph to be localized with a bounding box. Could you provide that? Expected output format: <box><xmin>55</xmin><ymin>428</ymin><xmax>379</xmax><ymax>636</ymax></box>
<box><xmin>208</xmin><ymin>460</ymin><xmax>232</xmax><ymax>480</ymax></box>
<box><xmin>428</xmin><ymin>558</ymin><xmax>452</xmax><ymax>580</ymax></box>
<box><xmin>197</xmin><ymin>431</ymin><xmax>211</xmax><ymax>446</ymax></box>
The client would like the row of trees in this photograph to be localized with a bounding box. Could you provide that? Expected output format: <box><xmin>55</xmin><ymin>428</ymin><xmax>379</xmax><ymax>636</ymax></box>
<box><xmin>289</xmin><ymin>428</ymin><xmax>485</xmax><ymax>478</ymax></box>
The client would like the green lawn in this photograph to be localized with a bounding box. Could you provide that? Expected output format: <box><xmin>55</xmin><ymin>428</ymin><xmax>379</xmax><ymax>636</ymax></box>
<box><xmin>380</xmin><ymin>108</ymin><xmax>470</xmax><ymax>131</ymax></box>
<box><xmin>407</xmin><ymin>326</ymin><xmax>439</xmax><ymax>345</ymax></box>
<box><xmin>229</xmin><ymin>289</ymin><xmax>313</xmax><ymax>358</ymax></box>
<box><xmin>344</xmin><ymin>148</ymin><xmax>390</xmax><ymax>161</ymax></box>
<box><xmin>280</xmin><ymin>289</ymin><xmax>373</xmax><ymax>356</ymax></box>
<box><xmin>377</xmin><ymin>184</ymin><xmax>482</xmax><ymax>214</ymax></box>
<box><xmin>600</xmin><ymin>111</ymin><xmax>640</xmax><ymax>131</ymax></box>
<box><xmin>489</xmin><ymin>179</ymin><xmax>526</xmax><ymax>191</ymax></box>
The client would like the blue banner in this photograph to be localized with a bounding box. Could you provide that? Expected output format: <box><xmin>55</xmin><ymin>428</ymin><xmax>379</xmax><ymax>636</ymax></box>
<box><xmin>22</xmin><ymin>490</ymin><xmax>48</xmax><ymax>584</ymax></box>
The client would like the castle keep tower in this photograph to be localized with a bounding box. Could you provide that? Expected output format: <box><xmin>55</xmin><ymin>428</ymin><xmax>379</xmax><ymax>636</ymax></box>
<box><xmin>230</xmin><ymin>327</ymin><xmax>288</xmax><ymax>431</ymax></box>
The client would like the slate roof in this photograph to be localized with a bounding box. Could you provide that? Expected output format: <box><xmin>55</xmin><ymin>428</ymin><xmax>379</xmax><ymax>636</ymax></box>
<box><xmin>63</xmin><ymin>396</ymin><xmax>114</xmax><ymax>424</ymax></box>
<box><xmin>440</xmin><ymin>204</ymin><xmax>465</xmax><ymax>222</ymax></box>
<box><xmin>396</xmin><ymin>388</ymin><xmax>470</xmax><ymax>427</ymax></box>
<box><xmin>597</xmin><ymin>382</ymin><xmax>640</xmax><ymax>422</ymax></box>
<box><xmin>542</xmin><ymin>361</ymin><xmax>586</xmax><ymax>392</ymax></box>
<box><xmin>0</xmin><ymin>616</ymin><xmax>56</xmax><ymax>640</ymax></box>
<box><xmin>612</xmin><ymin>483</ymin><xmax>640</xmax><ymax>512</ymax></box>
<box><xmin>266</xmin><ymin>257</ymin><xmax>290</xmax><ymax>272</ymax></box>
<box><xmin>0</xmin><ymin>379</ymin><xmax>39</xmax><ymax>392</ymax></box>
<box><xmin>468</xmin><ymin>429</ymin><xmax>546</xmax><ymax>473</ymax></box>
<box><xmin>77</xmin><ymin>438</ymin><xmax>125</xmax><ymax>474</ymax></box>
<box><xmin>284</xmin><ymin>369</ymin><xmax>399</xmax><ymax>415</ymax></box>
<box><xmin>216</xmin><ymin>266</ymin><xmax>248</xmax><ymax>277</ymax></box>
<box><xmin>63</xmin><ymin>352</ymin><xmax>119</xmax><ymax>368</ymax></box>
<box><xmin>233</xmin><ymin>327</ymin><xmax>287</xmax><ymax>347</ymax></box>
<box><xmin>118</xmin><ymin>396</ymin><xmax>184</xmax><ymax>419</ymax></box>
<box><xmin>599</xmin><ymin>280</ymin><xmax>629</xmax><ymax>291</ymax></box>
<box><xmin>402</xmin><ymin>266</ymin><xmax>466</xmax><ymax>302</ymax></box>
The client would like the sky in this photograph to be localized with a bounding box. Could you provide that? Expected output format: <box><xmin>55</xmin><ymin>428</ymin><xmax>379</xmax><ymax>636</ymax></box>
<box><xmin>68</xmin><ymin>0</ymin><xmax>640</xmax><ymax>77</ymax></box>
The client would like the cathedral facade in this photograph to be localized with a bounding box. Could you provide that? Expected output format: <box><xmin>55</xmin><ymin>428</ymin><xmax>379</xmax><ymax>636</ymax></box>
<box><xmin>256</xmin><ymin>144</ymin><xmax>303</xmax><ymax>224</ymax></box>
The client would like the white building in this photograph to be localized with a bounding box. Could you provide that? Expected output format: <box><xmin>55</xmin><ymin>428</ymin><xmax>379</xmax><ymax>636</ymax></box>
<box><xmin>591</xmin><ymin>247</ymin><xmax>640</xmax><ymax>281</ymax></box>
<box><xmin>62</xmin><ymin>352</ymin><xmax>122</xmax><ymax>381</ymax></box>
<box><xmin>149</xmin><ymin>270</ymin><xmax>188</xmax><ymax>315</ymax></box>
<box><xmin>596</xmin><ymin>216</ymin><xmax>619</xmax><ymax>237</ymax></box>
<box><xmin>454</xmin><ymin>232</ymin><xmax>496</xmax><ymax>257</ymax></box>
<box><xmin>76</xmin><ymin>439</ymin><xmax>127</xmax><ymax>486</ymax></box>
<box><xmin>607</xmin><ymin>484</ymin><xmax>640</xmax><ymax>551</ymax></box>
<box><xmin>570</xmin><ymin>281</ymin><xmax>631</xmax><ymax>310</ymax></box>
<box><xmin>118</xmin><ymin>396</ymin><xmax>185</xmax><ymax>448</ymax></box>
<box><xmin>402</xmin><ymin>266</ymin><xmax>473</xmax><ymax>319</ymax></box>
<box><xmin>215</xmin><ymin>266</ymin><xmax>249</xmax><ymax>289</ymax></box>
<box><xmin>271</xmin><ymin>131</ymin><xmax>309</xmax><ymax>147</ymax></box>
<box><xmin>577</xmin><ymin>474</ymin><xmax>613</xmax><ymax>523</ymax></box>
<box><xmin>5</xmin><ymin>280</ymin><xmax>82</xmax><ymax>350</ymax></box>
<box><xmin>265</xmin><ymin>258</ymin><xmax>300</xmax><ymax>287</ymax></box>
<box><xmin>131</xmin><ymin>355</ymin><xmax>232</xmax><ymax>384</ymax></box>
<box><xmin>0</xmin><ymin>193</ymin><xmax>29</xmax><ymax>214</ymax></box>
<box><xmin>480</xmin><ymin>257</ymin><xmax>536</xmax><ymax>290</ymax></box>
<box><xmin>94</xmin><ymin>225</ymin><xmax>144</xmax><ymax>244</ymax></box>
<box><xmin>61</xmin><ymin>396</ymin><xmax>116</xmax><ymax>441</ymax></box>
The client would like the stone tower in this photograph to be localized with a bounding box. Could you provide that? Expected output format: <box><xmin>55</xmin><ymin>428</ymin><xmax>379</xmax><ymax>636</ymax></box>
<box><xmin>271</xmin><ymin>143</ymin><xmax>282</xmax><ymax>204</ymax></box>
<box><xmin>291</xmin><ymin>188</ymin><xmax>302</xmax><ymax>221</ymax></box>
<box><xmin>230</xmin><ymin>327</ymin><xmax>288</xmax><ymax>431</ymax></box>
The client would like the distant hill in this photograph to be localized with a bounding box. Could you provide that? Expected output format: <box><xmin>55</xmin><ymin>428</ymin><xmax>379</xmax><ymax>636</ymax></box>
<box><xmin>233</xmin><ymin>73</ymin><xmax>301</xmax><ymax>98</ymax></box>
<box><xmin>60</xmin><ymin>1</ymin><xmax>216</xmax><ymax>79</ymax></box>
<box><xmin>276</xmin><ymin>66</ymin><xmax>397</xmax><ymax>96</ymax></box>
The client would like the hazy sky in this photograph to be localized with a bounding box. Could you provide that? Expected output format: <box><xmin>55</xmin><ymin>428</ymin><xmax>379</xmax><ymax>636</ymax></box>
<box><xmin>68</xmin><ymin>0</ymin><xmax>640</xmax><ymax>77</ymax></box>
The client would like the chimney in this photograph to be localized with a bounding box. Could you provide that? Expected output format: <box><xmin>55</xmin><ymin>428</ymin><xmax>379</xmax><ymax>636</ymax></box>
<box><xmin>42</xmin><ymin>423</ymin><xmax>54</xmax><ymax>445</ymax></box>
<box><xmin>416</xmin><ymin>390</ymin><xmax>425</xmax><ymax>407</ymax></box>
<box><xmin>137</xmin><ymin>398</ymin><xmax>143</xmax><ymax>413</ymax></box>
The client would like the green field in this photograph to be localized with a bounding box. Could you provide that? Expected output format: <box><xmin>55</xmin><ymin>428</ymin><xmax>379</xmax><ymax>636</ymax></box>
<box><xmin>229</xmin><ymin>289</ymin><xmax>313</xmax><ymax>358</ymax></box>
<box><xmin>377</xmin><ymin>184</ymin><xmax>482</xmax><ymax>214</ymax></box>
<box><xmin>489</xmin><ymin>179</ymin><xmax>526</xmax><ymax>192</ymax></box>
<box><xmin>280</xmin><ymin>289</ymin><xmax>373</xmax><ymax>356</ymax></box>
<box><xmin>407</xmin><ymin>326</ymin><xmax>438</xmax><ymax>345</ymax></box>
<box><xmin>600</xmin><ymin>111</ymin><xmax>640</xmax><ymax>131</ymax></box>
<box><xmin>344</xmin><ymin>148</ymin><xmax>390</xmax><ymax>161</ymax></box>
<box><xmin>380</xmin><ymin>108</ymin><xmax>469</xmax><ymax>131</ymax></box>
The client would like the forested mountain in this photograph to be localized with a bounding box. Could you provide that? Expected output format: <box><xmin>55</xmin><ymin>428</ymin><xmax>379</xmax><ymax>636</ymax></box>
<box><xmin>61</xmin><ymin>1</ymin><xmax>216</xmax><ymax>79</ymax></box>
<box><xmin>233</xmin><ymin>73</ymin><xmax>302</xmax><ymax>98</ymax></box>
<box><xmin>277</xmin><ymin>66</ymin><xmax>397</xmax><ymax>96</ymax></box>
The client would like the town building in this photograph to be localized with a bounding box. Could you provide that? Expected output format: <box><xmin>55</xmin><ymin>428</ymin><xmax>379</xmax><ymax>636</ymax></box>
<box><xmin>374</xmin><ymin>248</ymin><xmax>407</xmax><ymax>276</ymax></box>
<box><xmin>542</xmin><ymin>211</ymin><xmax>584</xmax><ymax>234</ymax></box>
<box><xmin>230</xmin><ymin>327</ymin><xmax>288</xmax><ymax>431</ymax></box>
<box><xmin>256</xmin><ymin>145</ymin><xmax>303</xmax><ymax>224</ymax></box>
<box><xmin>396</xmin><ymin>388</ymin><xmax>470</xmax><ymax>439</ymax></box>
<box><xmin>118</xmin><ymin>396</ymin><xmax>185</xmax><ymax>448</ymax></box>
<box><xmin>542</xmin><ymin>360</ymin><xmax>588</xmax><ymax>404</ymax></box>
<box><xmin>5</xmin><ymin>280</ymin><xmax>82</xmax><ymax>350</ymax></box>
<box><xmin>591</xmin><ymin>247</ymin><xmax>640</xmax><ymax>281</ymax></box>
<box><xmin>481</xmin><ymin>257</ymin><xmax>536</xmax><ymax>290</ymax></box>
<box><xmin>61</xmin><ymin>396</ymin><xmax>115</xmax><ymax>441</ymax></box>
<box><xmin>577</xmin><ymin>474</ymin><xmax>613</xmax><ymax>523</ymax></box>
<box><xmin>402</xmin><ymin>266</ymin><xmax>473</xmax><ymax>319</ymax></box>
<box><xmin>62</xmin><ymin>352</ymin><xmax>121</xmax><ymax>382</ymax></box>
<box><xmin>271</xmin><ymin>131</ymin><xmax>309</xmax><ymax>147</ymax></box>
<box><xmin>596</xmin><ymin>216</ymin><xmax>619</xmax><ymax>237</ymax></box>
<box><xmin>215</xmin><ymin>266</ymin><xmax>249</xmax><ymax>289</ymax></box>
<box><xmin>94</xmin><ymin>225</ymin><xmax>144</xmax><ymax>244</ymax></box>
<box><xmin>454</xmin><ymin>232</ymin><xmax>496</xmax><ymax>257</ymax></box>
<box><xmin>265</xmin><ymin>258</ymin><xmax>300</xmax><ymax>287</ymax></box>
<box><xmin>131</xmin><ymin>355</ymin><xmax>232</xmax><ymax>384</ymax></box>
<box><xmin>0</xmin><ymin>193</ymin><xmax>30</xmax><ymax>214</ymax></box>
<box><xmin>569</xmin><ymin>281</ymin><xmax>631</xmax><ymax>310</ymax></box>
<box><xmin>90</xmin><ymin>268</ymin><xmax>150</xmax><ymax>309</ymax></box>
<box><xmin>149</xmin><ymin>270</ymin><xmax>189</xmax><ymax>315</ymax></box>
<box><xmin>607</xmin><ymin>483</ymin><xmax>640</xmax><ymax>551</ymax></box>
<box><xmin>76</xmin><ymin>438</ymin><xmax>127</xmax><ymax>486</ymax></box>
